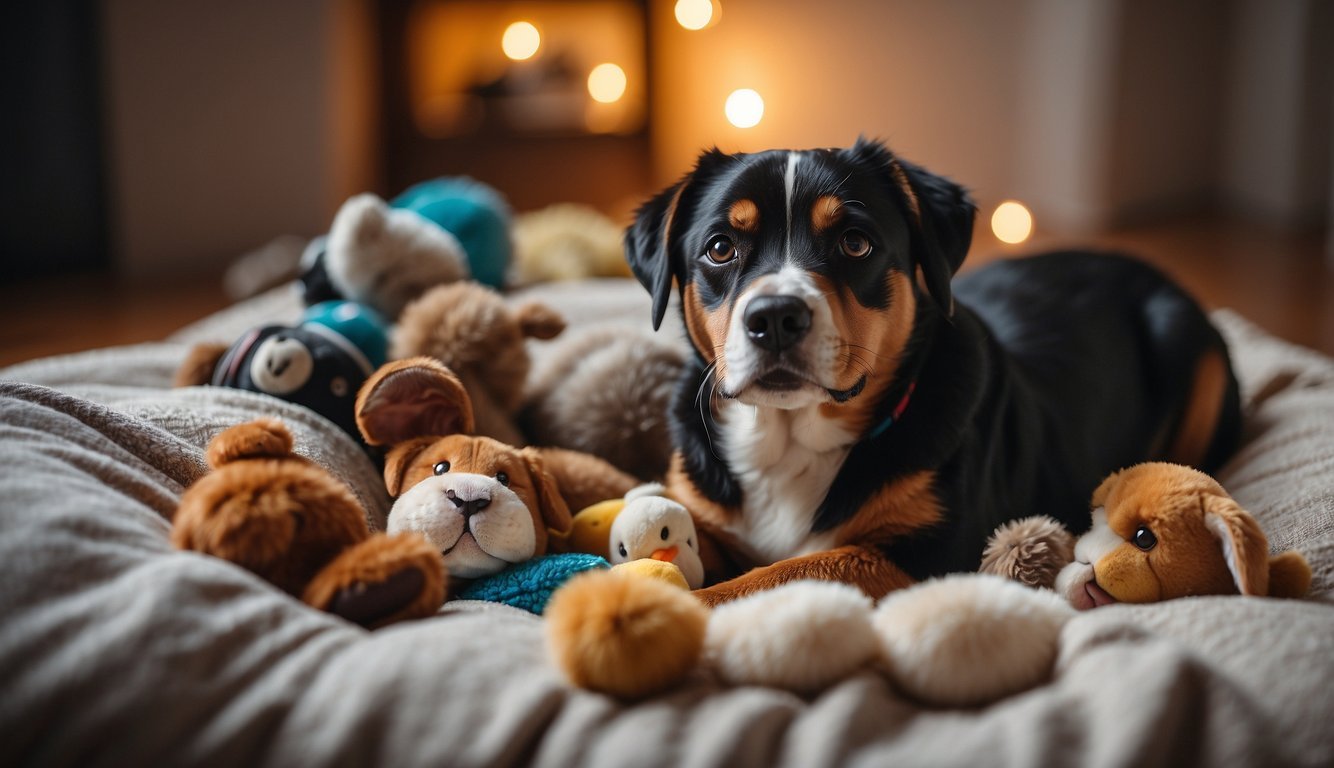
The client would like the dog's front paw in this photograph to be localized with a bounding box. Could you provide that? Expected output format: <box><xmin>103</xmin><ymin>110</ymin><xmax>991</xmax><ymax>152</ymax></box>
<box><xmin>304</xmin><ymin>533</ymin><xmax>447</xmax><ymax>628</ymax></box>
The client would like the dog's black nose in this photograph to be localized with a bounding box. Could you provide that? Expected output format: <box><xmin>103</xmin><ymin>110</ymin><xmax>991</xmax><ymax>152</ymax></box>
<box><xmin>445</xmin><ymin>489</ymin><xmax>491</xmax><ymax>518</ymax></box>
<box><xmin>744</xmin><ymin>295</ymin><xmax>812</xmax><ymax>352</ymax></box>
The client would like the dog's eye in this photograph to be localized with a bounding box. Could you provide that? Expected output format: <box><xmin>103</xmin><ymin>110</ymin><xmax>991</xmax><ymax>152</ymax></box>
<box><xmin>433</xmin><ymin>461</ymin><xmax>450</xmax><ymax>475</ymax></box>
<box><xmin>840</xmin><ymin>230</ymin><xmax>872</xmax><ymax>259</ymax></box>
<box><xmin>705</xmin><ymin>235</ymin><xmax>736</xmax><ymax>264</ymax></box>
<box><xmin>496</xmin><ymin>471</ymin><xmax>510</xmax><ymax>487</ymax></box>
<box><xmin>1133</xmin><ymin>526</ymin><xmax>1157</xmax><ymax>551</ymax></box>
<box><xmin>660</xmin><ymin>526</ymin><xmax>670</xmax><ymax>541</ymax></box>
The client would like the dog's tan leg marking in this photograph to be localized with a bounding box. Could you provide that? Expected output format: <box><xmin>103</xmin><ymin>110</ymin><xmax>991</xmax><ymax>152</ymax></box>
<box><xmin>1165</xmin><ymin>348</ymin><xmax>1228</xmax><ymax>467</ymax></box>
<box><xmin>834</xmin><ymin>470</ymin><xmax>941</xmax><ymax>545</ymax></box>
<box><xmin>691</xmin><ymin>545</ymin><xmax>914</xmax><ymax>606</ymax></box>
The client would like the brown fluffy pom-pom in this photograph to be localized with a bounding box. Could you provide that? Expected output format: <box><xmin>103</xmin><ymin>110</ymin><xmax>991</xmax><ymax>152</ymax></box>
<box><xmin>545</xmin><ymin>570</ymin><xmax>708</xmax><ymax>699</ymax></box>
<box><xmin>206</xmin><ymin>418</ymin><xmax>295</xmax><ymax>467</ymax></box>
<box><xmin>979</xmin><ymin>515</ymin><xmax>1075</xmax><ymax>589</ymax></box>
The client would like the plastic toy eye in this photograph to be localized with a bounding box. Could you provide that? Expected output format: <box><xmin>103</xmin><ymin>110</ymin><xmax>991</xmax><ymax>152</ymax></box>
<box><xmin>329</xmin><ymin>376</ymin><xmax>348</xmax><ymax>397</ymax></box>
<box><xmin>618</xmin><ymin>543</ymin><xmax>627</xmax><ymax>558</ymax></box>
<box><xmin>496</xmin><ymin>471</ymin><xmax>510</xmax><ymax>487</ymax></box>
<box><xmin>705</xmin><ymin>235</ymin><xmax>736</xmax><ymax>264</ymax></box>
<box><xmin>660</xmin><ymin>526</ymin><xmax>670</xmax><ymax>541</ymax></box>
<box><xmin>433</xmin><ymin>461</ymin><xmax>450</xmax><ymax>475</ymax></box>
<box><xmin>840</xmin><ymin>229</ymin><xmax>872</xmax><ymax>259</ymax></box>
<box><xmin>1133</xmin><ymin>526</ymin><xmax>1157</xmax><ymax>551</ymax></box>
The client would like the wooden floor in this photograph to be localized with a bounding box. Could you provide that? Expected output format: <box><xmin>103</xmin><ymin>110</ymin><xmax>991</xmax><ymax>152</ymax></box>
<box><xmin>0</xmin><ymin>216</ymin><xmax>1330</xmax><ymax>369</ymax></box>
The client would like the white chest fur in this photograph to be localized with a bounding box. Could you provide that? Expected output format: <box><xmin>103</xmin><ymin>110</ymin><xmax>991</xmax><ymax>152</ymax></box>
<box><xmin>717</xmin><ymin>400</ymin><xmax>856</xmax><ymax>563</ymax></box>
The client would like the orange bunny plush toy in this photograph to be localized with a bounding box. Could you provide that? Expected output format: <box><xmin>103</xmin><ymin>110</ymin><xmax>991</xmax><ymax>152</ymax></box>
<box><xmin>1055</xmin><ymin>462</ymin><xmax>1311</xmax><ymax>610</ymax></box>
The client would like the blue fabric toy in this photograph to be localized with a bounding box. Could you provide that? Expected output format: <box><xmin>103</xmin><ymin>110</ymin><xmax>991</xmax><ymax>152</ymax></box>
<box><xmin>458</xmin><ymin>553</ymin><xmax>610</xmax><ymax>614</ymax></box>
<box><xmin>391</xmin><ymin>177</ymin><xmax>513</xmax><ymax>290</ymax></box>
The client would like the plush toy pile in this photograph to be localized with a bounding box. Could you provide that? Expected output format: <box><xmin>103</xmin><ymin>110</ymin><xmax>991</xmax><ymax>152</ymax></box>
<box><xmin>178</xmin><ymin>177</ymin><xmax>681</xmax><ymax>477</ymax></box>
<box><xmin>174</xmin><ymin>177</ymin><xmax>1314</xmax><ymax>708</ymax></box>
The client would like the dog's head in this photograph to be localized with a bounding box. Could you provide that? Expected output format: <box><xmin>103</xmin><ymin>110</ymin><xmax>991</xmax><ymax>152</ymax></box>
<box><xmin>356</xmin><ymin>357</ymin><xmax>573</xmax><ymax>579</ymax></box>
<box><xmin>1055</xmin><ymin>463</ymin><xmax>1275</xmax><ymax>608</ymax></box>
<box><xmin>626</xmin><ymin>138</ymin><xmax>974</xmax><ymax>415</ymax></box>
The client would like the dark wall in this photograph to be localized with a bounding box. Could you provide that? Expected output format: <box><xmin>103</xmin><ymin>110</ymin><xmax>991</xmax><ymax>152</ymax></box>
<box><xmin>0</xmin><ymin>1</ymin><xmax>108</xmax><ymax>279</ymax></box>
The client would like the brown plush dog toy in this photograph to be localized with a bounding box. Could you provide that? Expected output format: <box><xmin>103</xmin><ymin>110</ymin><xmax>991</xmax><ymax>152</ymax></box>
<box><xmin>355</xmin><ymin>357</ymin><xmax>638</xmax><ymax>586</ymax></box>
<box><xmin>1050</xmin><ymin>462</ymin><xmax>1311</xmax><ymax>609</ymax></box>
<box><xmin>172</xmin><ymin>418</ymin><xmax>447</xmax><ymax>628</ymax></box>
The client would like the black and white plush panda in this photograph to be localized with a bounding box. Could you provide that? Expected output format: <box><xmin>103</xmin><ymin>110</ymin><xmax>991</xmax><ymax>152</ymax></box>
<box><xmin>208</xmin><ymin>301</ymin><xmax>388</xmax><ymax>441</ymax></box>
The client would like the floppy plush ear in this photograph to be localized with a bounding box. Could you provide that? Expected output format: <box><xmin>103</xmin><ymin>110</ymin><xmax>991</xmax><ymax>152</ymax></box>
<box><xmin>521</xmin><ymin>448</ymin><xmax>574</xmax><ymax>537</ymax></box>
<box><xmin>1090</xmin><ymin>470</ymin><xmax>1123</xmax><ymax>509</ymax></box>
<box><xmin>382</xmin><ymin>436</ymin><xmax>437</xmax><ymax>497</ymax></box>
<box><xmin>625</xmin><ymin>148</ymin><xmax>730</xmax><ymax>331</ymax></box>
<box><xmin>848</xmin><ymin>138</ymin><xmax>975</xmax><ymax>316</ymax></box>
<box><xmin>355</xmin><ymin>357</ymin><xmax>476</xmax><ymax>446</ymax></box>
<box><xmin>1266</xmin><ymin>551</ymin><xmax>1312</xmax><ymax>599</ymax></box>
<box><xmin>514</xmin><ymin>301</ymin><xmax>566</xmax><ymax>341</ymax></box>
<box><xmin>1202</xmin><ymin>494</ymin><xmax>1271</xmax><ymax>596</ymax></box>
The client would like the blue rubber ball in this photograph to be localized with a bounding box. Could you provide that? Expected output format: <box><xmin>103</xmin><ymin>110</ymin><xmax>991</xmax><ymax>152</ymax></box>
<box><xmin>391</xmin><ymin>177</ymin><xmax>512</xmax><ymax>289</ymax></box>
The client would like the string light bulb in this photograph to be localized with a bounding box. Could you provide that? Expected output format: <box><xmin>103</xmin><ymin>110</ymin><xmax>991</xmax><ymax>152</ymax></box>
<box><xmin>991</xmin><ymin>201</ymin><xmax>1034</xmax><ymax>244</ymax></box>
<box><xmin>725</xmin><ymin>88</ymin><xmax>764</xmax><ymax>128</ymax></box>
<box><xmin>675</xmin><ymin>0</ymin><xmax>716</xmax><ymax>30</ymax></box>
<box><xmin>501</xmin><ymin>21</ymin><xmax>541</xmax><ymax>61</ymax></box>
<box><xmin>587</xmin><ymin>63</ymin><xmax>627</xmax><ymax>103</ymax></box>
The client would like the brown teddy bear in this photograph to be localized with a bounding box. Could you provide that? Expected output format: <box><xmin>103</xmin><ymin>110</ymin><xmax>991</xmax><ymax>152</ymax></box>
<box><xmin>390</xmin><ymin>282</ymin><xmax>565</xmax><ymax>448</ymax></box>
<box><xmin>172</xmin><ymin>418</ymin><xmax>446</xmax><ymax>628</ymax></box>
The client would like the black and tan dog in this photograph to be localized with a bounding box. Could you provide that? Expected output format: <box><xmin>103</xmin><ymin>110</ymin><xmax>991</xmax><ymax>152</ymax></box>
<box><xmin>626</xmin><ymin>138</ymin><xmax>1241</xmax><ymax>605</ymax></box>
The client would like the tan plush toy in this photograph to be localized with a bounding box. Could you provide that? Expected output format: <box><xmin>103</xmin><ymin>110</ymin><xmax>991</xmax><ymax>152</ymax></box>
<box><xmin>172</xmin><ymin>418</ymin><xmax>446</xmax><ymax>629</ymax></box>
<box><xmin>1053</xmin><ymin>462</ymin><xmax>1312</xmax><ymax>609</ymax></box>
<box><xmin>392</xmin><ymin>282</ymin><xmax>566</xmax><ymax>448</ymax></box>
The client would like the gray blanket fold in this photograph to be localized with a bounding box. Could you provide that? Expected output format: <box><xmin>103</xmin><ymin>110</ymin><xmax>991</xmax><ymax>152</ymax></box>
<box><xmin>1</xmin><ymin>282</ymin><xmax>1331</xmax><ymax>767</ymax></box>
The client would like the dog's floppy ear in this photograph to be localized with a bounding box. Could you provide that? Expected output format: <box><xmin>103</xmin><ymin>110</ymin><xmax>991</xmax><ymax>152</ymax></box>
<box><xmin>848</xmin><ymin>138</ymin><xmax>975</xmax><ymax>316</ymax></box>
<box><xmin>1201</xmin><ymin>494</ymin><xmax>1270</xmax><ymax>596</ymax></box>
<box><xmin>1090</xmin><ymin>470</ymin><xmax>1123</xmax><ymax>509</ymax></box>
<box><xmin>626</xmin><ymin>148</ymin><xmax>729</xmax><ymax>330</ymax></box>
<box><xmin>356</xmin><ymin>357</ymin><xmax>476</xmax><ymax>446</ymax></box>
<box><xmin>898</xmin><ymin>157</ymin><xmax>975</xmax><ymax>316</ymax></box>
<box><xmin>520</xmin><ymin>447</ymin><xmax>574</xmax><ymax>537</ymax></box>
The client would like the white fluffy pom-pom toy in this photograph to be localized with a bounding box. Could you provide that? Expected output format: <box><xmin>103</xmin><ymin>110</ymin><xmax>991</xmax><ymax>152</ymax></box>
<box><xmin>704</xmin><ymin>580</ymin><xmax>879</xmax><ymax>694</ymax></box>
<box><xmin>872</xmin><ymin>573</ymin><xmax>1074</xmax><ymax>707</ymax></box>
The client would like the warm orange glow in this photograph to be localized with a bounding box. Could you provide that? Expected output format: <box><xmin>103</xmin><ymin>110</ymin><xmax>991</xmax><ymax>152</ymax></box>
<box><xmin>675</xmin><ymin>0</ymin><xmax>715</xmax><ymax>30</ymax></box>
<box><xmin>587</xmin><ymin>63</ymin><xmax>627</xmax><ymax>103</ymax></box>
<box><xmin>725</xmin><ymin>88</ymin><xmax>764</xmax><ymax>128</ymax></box>
<box><xmin>501</xmin><ymin>21</ymin><xmax>541</xmax><ymax>60</ymax></box>
<box><xmin>991</xmin><ymin>201</ymin><xmax>1034</xmax><ymax>244</ymax></box>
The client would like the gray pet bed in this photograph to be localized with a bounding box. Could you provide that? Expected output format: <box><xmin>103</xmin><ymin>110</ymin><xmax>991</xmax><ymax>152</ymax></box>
<box><xmin>1</xmin><ymin>279</ymin><xmax>1331</xmax><ymax>767</ymax></box>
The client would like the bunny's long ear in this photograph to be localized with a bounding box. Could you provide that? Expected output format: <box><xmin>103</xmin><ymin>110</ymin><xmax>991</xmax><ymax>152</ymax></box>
<box><xmin>1202</xmin><ymin>494</ymin><xmax>1270</xmax><ymax>596</ymax></box>
<box><xmin>355</xmin><ymin>357</ymin><xmax>476</xmax><ymax>446</ymax></box>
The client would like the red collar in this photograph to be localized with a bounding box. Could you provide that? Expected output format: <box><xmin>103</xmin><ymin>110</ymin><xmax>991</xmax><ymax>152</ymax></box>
<box><xmin>865</xmin><ymin>381</ymin><xmax>915</xmax><ymax>440</ymax></box>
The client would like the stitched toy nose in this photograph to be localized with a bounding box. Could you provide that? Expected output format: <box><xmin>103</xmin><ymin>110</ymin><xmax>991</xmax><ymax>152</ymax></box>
<box><xmin>744</xmin><ymin>295</ymin><xmax>812</xmax><ymax>352</ymax></box>
<box><xmin>445</xmin><ymin>489</ymin><xmax>491</xmax><ymax>518</ymax></box>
